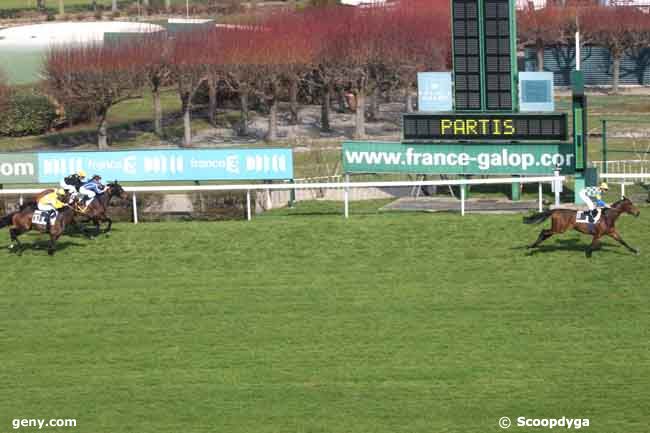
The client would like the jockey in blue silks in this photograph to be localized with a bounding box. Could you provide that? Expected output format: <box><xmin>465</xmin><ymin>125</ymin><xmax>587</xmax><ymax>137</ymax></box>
<box><xmin>78</xmin><ymin>174</ymin><xmax>108</xmax><ymax>211</ymax></box>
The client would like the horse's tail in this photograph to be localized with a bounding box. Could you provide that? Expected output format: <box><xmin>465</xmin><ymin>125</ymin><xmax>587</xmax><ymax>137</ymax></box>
<box><xmin>0</xmin><ymin>212</ymin><xmax>17</xmax><ymax>229</ymax></box>
<box><xmin>523</xmin><ymin>210</ymin><xmax>553</xmax><ymax>225</ymax></box>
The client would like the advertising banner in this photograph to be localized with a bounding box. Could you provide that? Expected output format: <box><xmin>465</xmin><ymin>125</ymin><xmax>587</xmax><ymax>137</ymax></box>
<box><xmin>33</xmin><ymin>148</ymin><xmax>293</xmax><ymax>183</ymax></box>
<box><xmin>0</xmin><ymin>153</ymin><xmax>39</xmax><ymax>184</ymax></box>
<box><xmin>343</xmin><ymin>141</ymin><xmax>575</xmax><ymax>175</ymax></box>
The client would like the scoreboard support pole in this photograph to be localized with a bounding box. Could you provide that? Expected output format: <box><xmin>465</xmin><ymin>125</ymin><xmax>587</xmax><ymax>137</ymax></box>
<box><xmin>572</xmin><ymin>70</ymin><xmax>588</xmax><ymax>204</ymax></box>
<box><xmin>511</xmin><ymin>176</ymin><xmax>521</xmax><ymax>201</ymax></box>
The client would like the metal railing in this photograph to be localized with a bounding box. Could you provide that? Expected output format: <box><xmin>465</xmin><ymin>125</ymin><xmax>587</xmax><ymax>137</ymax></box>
<box><xmin>592</xmin><ymin>159</ymin><xmax>650</xmax><ymax>177</ymax></box>
<box><xmin>0</xmin><ymin>174</ymin><xmax>565</xmax><ymax>223</ymax></box>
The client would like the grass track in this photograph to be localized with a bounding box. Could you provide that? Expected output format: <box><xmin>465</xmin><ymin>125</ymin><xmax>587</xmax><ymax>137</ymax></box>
<box><xmin>1</xmin><ymin>203</ymin><xmax>649</xmax><ymax>433</ymax></box>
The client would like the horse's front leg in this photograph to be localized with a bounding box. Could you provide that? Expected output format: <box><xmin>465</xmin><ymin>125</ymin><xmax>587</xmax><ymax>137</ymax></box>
<box><xmin>93</xmin><ymin>217</ymin><xmax>101</xmax><ymax>237</ymax></box>
<box><xmin>528</xmin><ymin>229</ymin><xmax>554</xmax><ymax>249</ymax></box>
<box><xmin>47</xmin><ymin>233</ymin><xmax>56</xmax><ymax>256</ymax></box>
<box><xmin>104</xmin><ymin>217</ymin><xmax>112</xmax><ymax>234</ymax></box>
<box><xmin>585</xmin><ymin>235</ymin><xmax>602</xmax><ymax>258</ymax></box>
<box><xmin>608</xmin><ymin>229</ymin><xmax>640</xmax><ymax>255</ymax></box>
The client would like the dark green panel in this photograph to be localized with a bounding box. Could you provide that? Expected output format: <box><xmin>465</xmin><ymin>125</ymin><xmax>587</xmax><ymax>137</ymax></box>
<box><xmin>0</xmin><ymin>153</ymin><xmax>39</xmax><ymax>184</ymax></box>
<box><xmin>343</xmin><ymin>141</ymin><xmax>575</xmax><ymax>175</ymax></box>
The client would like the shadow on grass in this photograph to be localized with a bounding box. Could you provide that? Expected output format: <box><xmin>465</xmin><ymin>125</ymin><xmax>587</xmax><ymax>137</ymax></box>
<box><xmin>5</xmin><ymin>239</ymin><xmax>85</xmax><ymax>255</ymax></box>
<box><xmin>516</xmin><ymin>238</ymin><xmax>629</xmax><ymax>257</ymax></box>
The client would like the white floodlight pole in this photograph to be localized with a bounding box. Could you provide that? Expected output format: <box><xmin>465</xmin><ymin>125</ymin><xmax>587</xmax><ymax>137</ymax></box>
<box><xmin>576</xmin><ymin>31</ymin><xmax>580</xmax><ymax>70</ymax></box>
<box><xmin>575</xmin><ymin>15</ymin><xmax>580</xmax><ymax>71</ymax></box>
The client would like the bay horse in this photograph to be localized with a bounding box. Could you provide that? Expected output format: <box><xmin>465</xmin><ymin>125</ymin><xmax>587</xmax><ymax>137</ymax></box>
<box><xmin>74</xmin><ymin>181</ymin><xmax>128</xmax><ymax>235</ymax></box>
<box><xmin>524</xmin><ymin>197</ymin><xmax>641</xmax><ymax>258</ymax></box>
<box><xmin>0</xmin><ymin>200</ymin><xmax>76</xmax><ymax>256</ymax></box>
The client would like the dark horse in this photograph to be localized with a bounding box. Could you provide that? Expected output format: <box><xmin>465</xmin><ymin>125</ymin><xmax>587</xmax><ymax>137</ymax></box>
<box><xmin>32</xmin><ymin>181</ymin><xmax>127</xmax><ymax>236</ymax></box>
<box><xmin>0</xmin><ymin>201</ymin><xmax>76</xmax><ymax>256</ymax></box>
<box><xmin>524</xmin><ymin>197</ymin><xmax>641</xmax><ymax>258</ymax></box>
<box><xmin>74</xmin><ymin>181</ymin><xmax>128</xmax><ymax>235</ymax></box>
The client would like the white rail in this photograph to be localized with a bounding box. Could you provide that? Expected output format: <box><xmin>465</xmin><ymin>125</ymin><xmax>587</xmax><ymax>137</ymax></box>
<box><xmin>592</xmin><ymin>160</ymin><xmax>650</xmax><ymax>176</ymax></box>
<box><xmin>600</xmin><ymin>173</ymin><xmax>650</xmax><ymax>198</ymax></box>
<box><xmin>0</xmin><ymin>175</ymin><xmax>565</xmax><ymax>222</ymax></box>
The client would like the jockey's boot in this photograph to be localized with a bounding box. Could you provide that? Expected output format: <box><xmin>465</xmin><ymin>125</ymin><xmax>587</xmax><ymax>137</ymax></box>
<box><xmin>45</xmin><ymin>210</ymin><xmax>54</xmax><ymax>232</ymax></box>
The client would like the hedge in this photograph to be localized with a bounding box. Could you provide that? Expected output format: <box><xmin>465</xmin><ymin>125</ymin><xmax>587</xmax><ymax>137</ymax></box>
<box><xmin>0</xmin><ymin>92</ymin><xmax>57</xmax><ymax>137</ymax></box>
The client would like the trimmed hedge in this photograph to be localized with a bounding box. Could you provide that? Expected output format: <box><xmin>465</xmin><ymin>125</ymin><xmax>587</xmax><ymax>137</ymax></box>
<box><xmin>0</xmin><ymin>92</ymin><xmax>57</xmax><ymax>137</ymax></box>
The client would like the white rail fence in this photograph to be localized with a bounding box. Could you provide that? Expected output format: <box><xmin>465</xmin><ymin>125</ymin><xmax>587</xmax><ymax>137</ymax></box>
<box><xmin>599</xmin><ymin>173</ymin><xmax>650</xmax><ymax>197</ymax></box>
<box><xmin>0</xmin><ymin>175</ymin><xmax>565</xmax><ymax>223</ymax></box>
<box><xmin>592</xmin><ymin>160</ymin><xmax>650</xmax><ymax>177</ymax></box>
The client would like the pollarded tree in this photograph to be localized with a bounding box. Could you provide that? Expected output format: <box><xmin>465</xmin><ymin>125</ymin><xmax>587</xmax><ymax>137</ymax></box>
<box><xmin>263</xmin><ymin>11</ymin><xmax>319</xmax><ymax>126</ymax></box>
<box><xmin>319</xmin><ymin>5</ymin><xmax>404</xmax><ymax>139</ymax></box>
<box><xmin>217</xmin><ymin>26</ymin><xmax>259</xmax><ymax>137</ymax></box>
<box><xmin>136</xmin><ymin>33</ymin><xmax>172</xmax><ymax>136</ymax></box>
<box><xmin>318</xmin><ymin>8</ymin><xmax>375</xmax><ymax>139</ymax></box>
<box><xmin>297</xmin><ymin>6</ymin><xmax>358</xmax><ymax>132</ymax></box>
<box><xmin>518</xmin><ymin>6</ymin><xmax>570</xmax><ymax>71</ymax></box>
<box><xmin>168</xmin><ymin>31</ymin><xmax>212</xmax><ymax>146</ymax></box>
<box><xmin>582</xmin><ymin>6</ymin><xmax>647</xmax><ymax>94</ymax></box>
<box><xmin>219</xmin><ymin>20</ymin><xmax>313</xmax><ymax>142</ymax></box>
<box><xmin>375</xmin><ymin>0</ymin><xmax>450</xmax><ymax>112</ymax></box>
<box><xmin>44</xmin><ymin>42</ymin><xmax>146</xmax><ymax>149</ymax></box>
<box><xmin>0</xmin><ymin>71</ymin><xmax>10</xmax><ymax>111</ymax></box>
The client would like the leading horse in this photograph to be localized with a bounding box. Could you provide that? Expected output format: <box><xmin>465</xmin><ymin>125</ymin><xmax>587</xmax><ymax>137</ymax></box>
<box><xmin>74</xmin><ymin>181</ymin><xmax>128</xmax><ymax>235</ymax></box>
<box><xmin>0</xmin><ymin>200</ymin><xmax>76</xmax><ymax>256</ymax></box>
<box><xmin>524</xmin><ymin>197</ymin><xmax>641</xmax><ymax>257</ymax></box>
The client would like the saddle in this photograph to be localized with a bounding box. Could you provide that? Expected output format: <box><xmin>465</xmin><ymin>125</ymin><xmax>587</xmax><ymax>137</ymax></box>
<box><xmin>32</xmin><ymin>210</ymin><xmax>57</xmax><ymax>226</ymax></box>
<box><xmin>576</xmin><ymin>208</ymin><xmax>602</xmax><ymax>224</ymax></box>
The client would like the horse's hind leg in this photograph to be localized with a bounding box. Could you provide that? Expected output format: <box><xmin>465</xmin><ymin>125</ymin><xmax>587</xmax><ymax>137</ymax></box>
<box><xmin>9</xmin><ymin>228</ymin><xmax>24</xmax><ymax>255</ymax></box>
<box><xmin>585</xmin><ymin>236</ymin><xmax>602</xmax><ymax>258</ymax></box>
<box><xmin>528</xmin><ymin>229</ymin><xmax>554</xmax><ymax>249</ymax></box>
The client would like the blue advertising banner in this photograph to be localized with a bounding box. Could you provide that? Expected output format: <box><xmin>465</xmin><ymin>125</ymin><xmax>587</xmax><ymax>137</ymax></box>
<box><xmin>36</xmin><ymin>149</ymin><xmax>293</xmax><ymax>182</ymax></box>
<box><xmin>417</xmin><ymin>72</ymin><xmax>453</xmax><ymax>112</ymax></box>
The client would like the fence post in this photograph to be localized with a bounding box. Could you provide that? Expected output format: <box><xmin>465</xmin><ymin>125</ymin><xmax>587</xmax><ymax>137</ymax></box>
<box><xmin>132</xmin><ymin>193</ymin><xmax>138</xmax><ymax>224</ymax></box>
<box><xmin>289</xmin><ymin>179</ymin><xmax>296</xmax><ymax>208</ymax></box>
<box><xmin>246</xmin><ymin>189</ymin><xmax>251</xmax><ymax>221</ymax></box>
<box><xmin>538</xmin><ymin>183</ymin><xmax>543</xmax><ymax>212</ymax></box>
<box><xmin>621</xmin><ymin>183</ymin><xmax>625</xmax><ymax>198</ymax></box>
<box><xmin>553</xmin><ymin>169</ymin><xmax>561</xmax><ymax>206</ymax></box>
<box><xmin>344</xmin><ymin>173</ymin><xmax>350</xmax><ymax>219</ymax></box>
<box><xmin>602</xmin><ymin>120</ymin><xmax>607</xmax><ymax>173</ymax></box>
<box><xmin>460</xmin><ymin>182</ymin><xmax>465</xmax><ymax>216</ymax></box>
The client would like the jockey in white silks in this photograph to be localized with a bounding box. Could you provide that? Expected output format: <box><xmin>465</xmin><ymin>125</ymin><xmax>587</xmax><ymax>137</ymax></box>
<box><xmin>579</xmin><ymin>182</ymin><xmax>609</xmax><ymax>223</ymax></box>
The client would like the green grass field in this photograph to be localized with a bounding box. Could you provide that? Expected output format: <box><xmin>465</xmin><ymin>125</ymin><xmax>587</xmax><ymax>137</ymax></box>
<box><xmin>1</xmin><ymin>202</ymin><xmax>649</xmax><ymax>433</ymax></box>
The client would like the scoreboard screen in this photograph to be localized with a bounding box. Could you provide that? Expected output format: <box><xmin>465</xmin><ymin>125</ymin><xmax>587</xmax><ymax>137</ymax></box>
<box><xmin>452</xmin><ymin>0</ymin><xmax>482</xmax><ymax>110</ymax></box>
<box><xmin>403</xmin><ymin>113</ymin><xmax>568</xmax><ymax>141</ymax></box>
<box><xmin>483</xmin><ymin>0</ymin><xmax>513</xmax><ymax>110</ymax></box>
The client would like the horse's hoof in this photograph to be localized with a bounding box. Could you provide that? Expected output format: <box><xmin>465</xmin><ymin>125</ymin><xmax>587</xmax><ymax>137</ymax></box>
<box><xmin>47</xmin><ymin>250</ymin><xmax>54</xmax><ymax>256</ymax></box>
<box><xmin>635</xmin><ymin>249</ymin><xmax>640</xmax><ymax>256</ymax></box>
